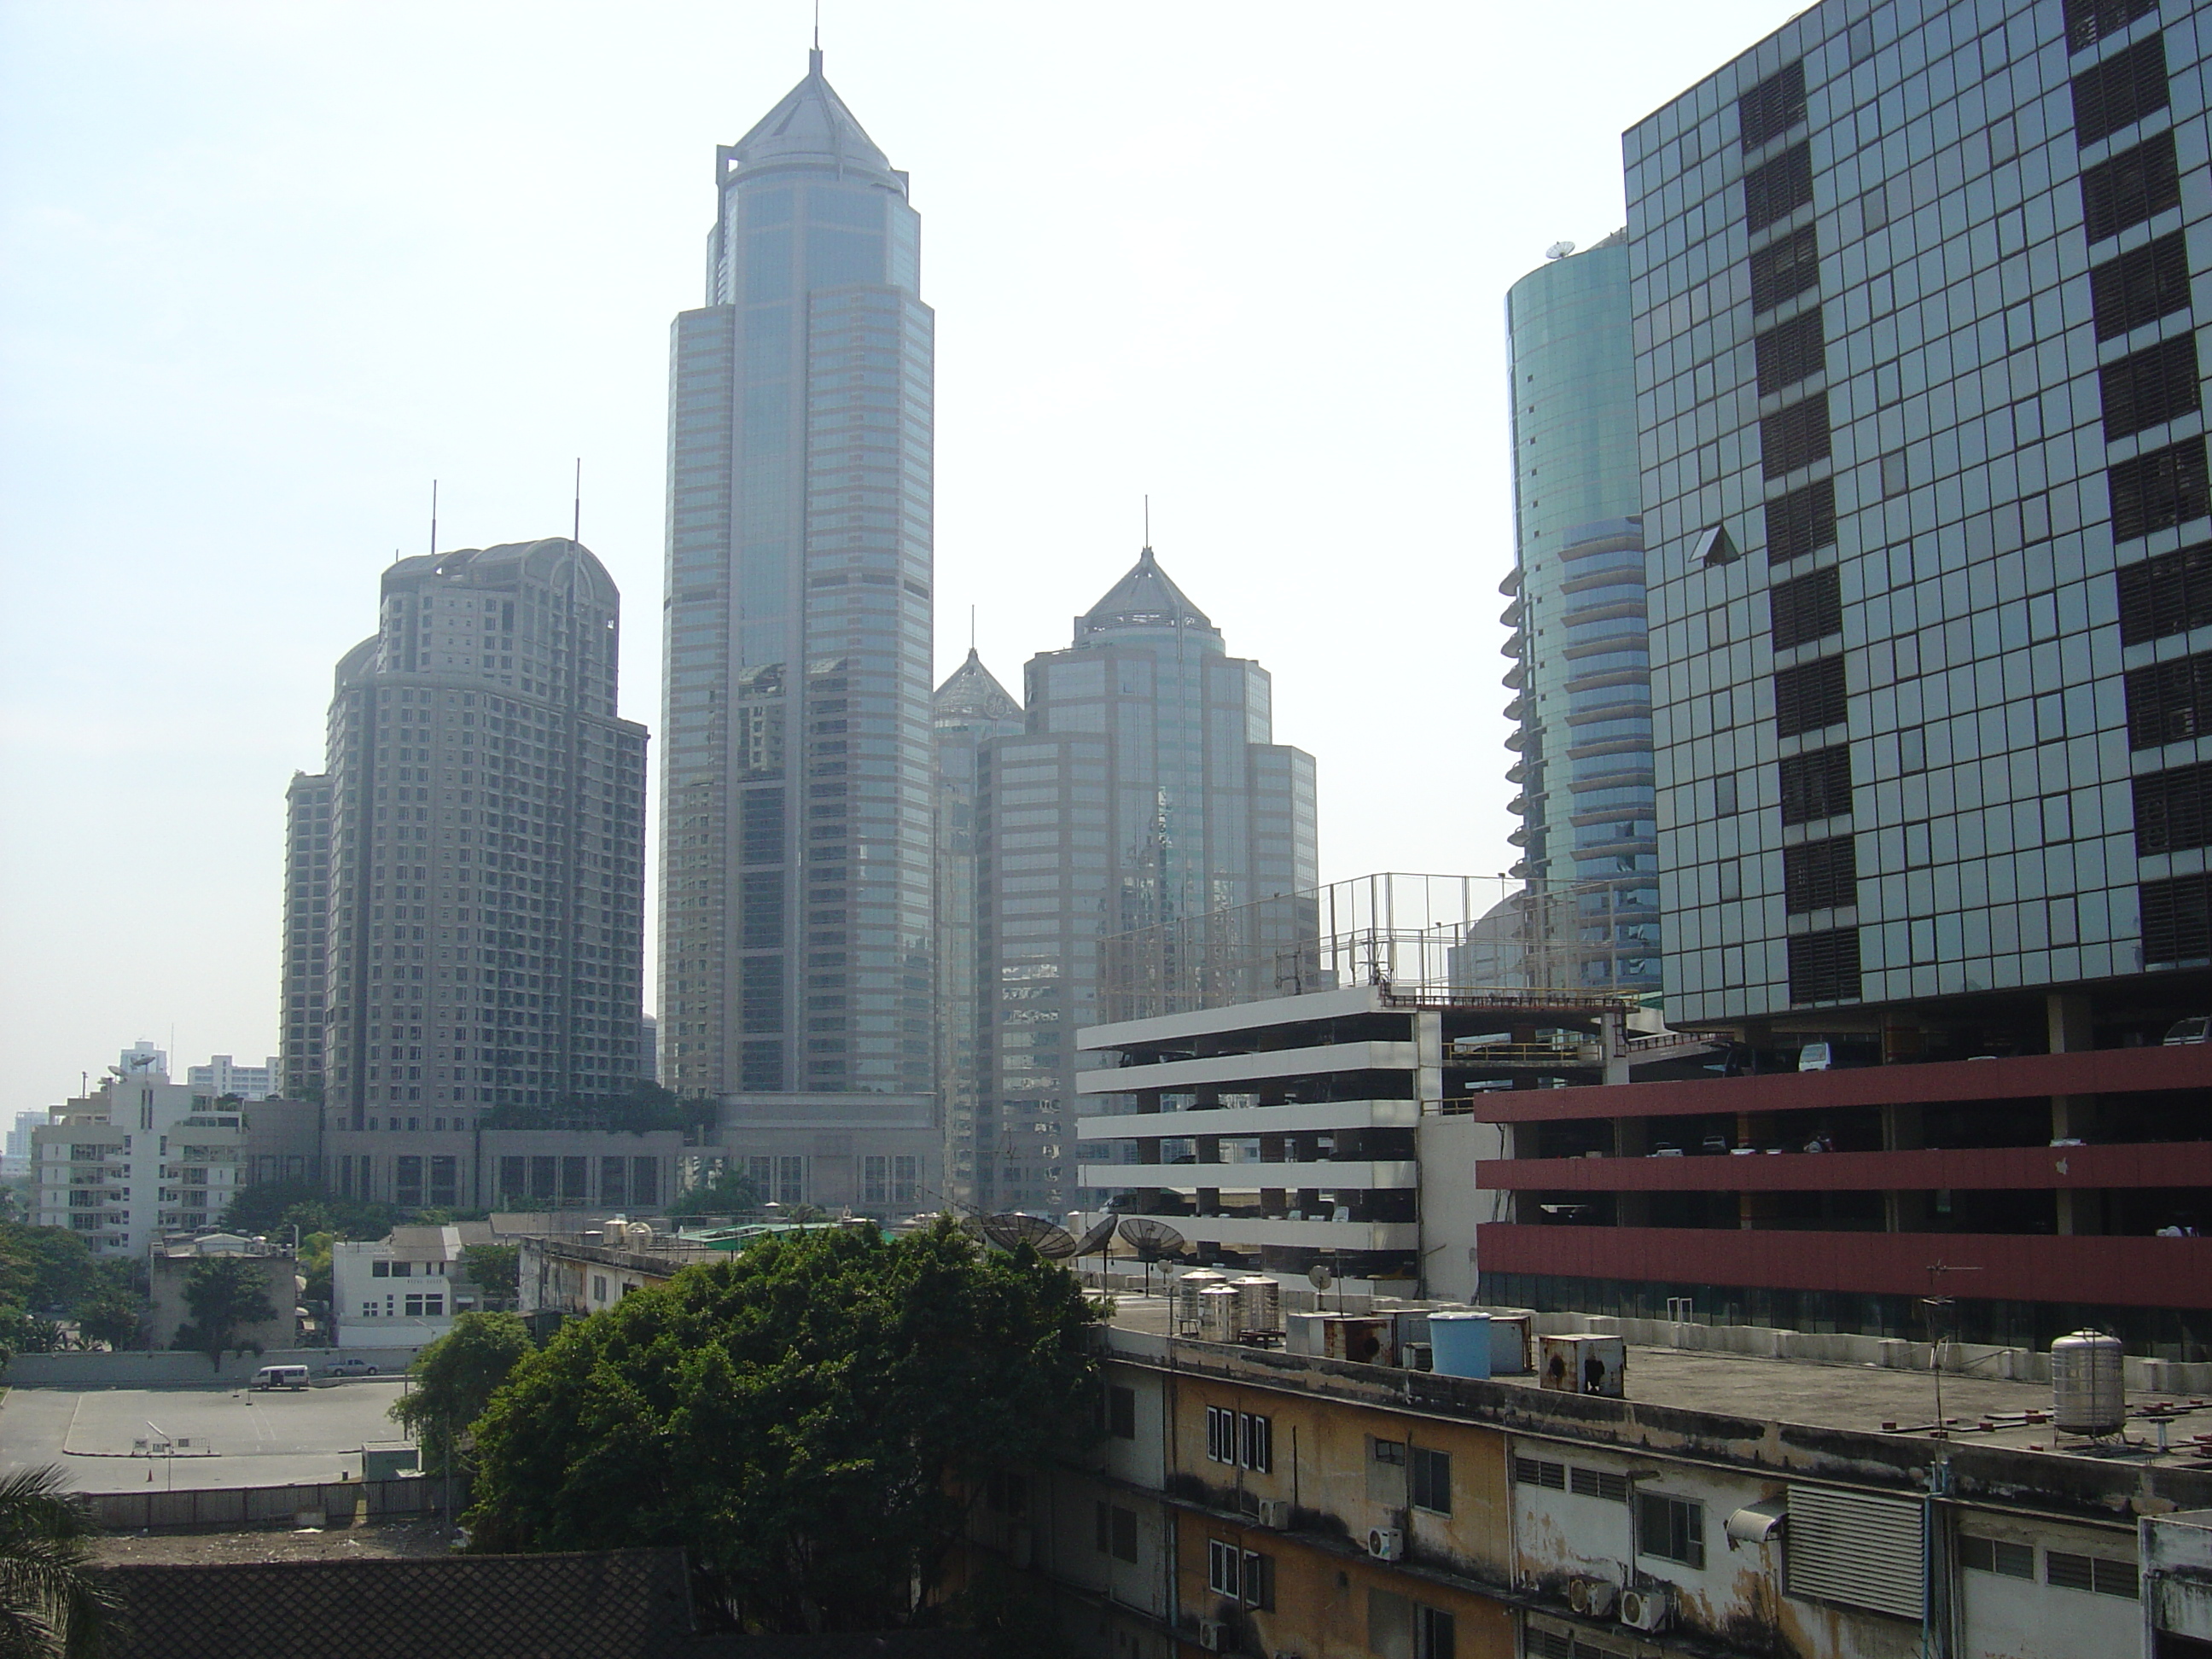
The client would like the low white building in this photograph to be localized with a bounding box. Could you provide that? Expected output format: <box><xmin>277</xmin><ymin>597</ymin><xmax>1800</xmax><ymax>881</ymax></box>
<box><xmin>32</xmin><ymin>1045</ymin><xmax>244</xmax><ymax>1256</ymax></box>
<box><xmin>332</xmin><ymin>1224</ymin><xmax>490</xmax><ymax>1349</ymax></box>
<box><xmin>184</xmin><ymin>1055</ymin><xmax>278</xmax><ymax>1101</ymax></box>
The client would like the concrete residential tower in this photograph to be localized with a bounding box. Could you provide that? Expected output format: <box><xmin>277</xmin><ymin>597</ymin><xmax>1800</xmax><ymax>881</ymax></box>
<box><xmin>658</xmin><ymin>50</ymin><xmax>935</xmax><ymax>1109</ymax></box>
<box><xmin>306</xmin><ymin>538</ymin><xmax>649</xmax><ymax>1206</ymax></box>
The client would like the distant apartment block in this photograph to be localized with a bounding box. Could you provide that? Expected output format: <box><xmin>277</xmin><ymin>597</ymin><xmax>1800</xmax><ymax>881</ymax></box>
<box><xmin>186</xmin><ymin>1055</ymin><xmax>278</xmax><ymax>1101</ymax></box>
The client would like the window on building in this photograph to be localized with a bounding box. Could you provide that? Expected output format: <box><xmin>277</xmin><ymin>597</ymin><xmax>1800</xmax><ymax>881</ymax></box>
<box><xmin>1204</xmin><ymin>1406</ymin><xmax>1272</xmax><ymax>1470</ymax></box>
<box><xmin>1638</xmin><ymin>1492</ymin><xmax>1707</xmax><ymax>1569</ymax></box>
<box><xmin>1959</xmin><ymin>1535</ymin><xmax>2034</xmax><ymax>1579</ymax></box>
<box><xmin>1513</xmin><ymin>1456</ymin><xmax>1567</xmax><ymax>1490</ymax></box>
<box><xmin>592</xmin><ymin>1275</ymin><xmax>608</xmax><ymax>1302</ymax></box>
<box><xmin>371</xmin><ymin>1260</ymin><xmax>390</xmax><ymax>1278</ymax></box>
<box><xmin>1093</xmin><ymin>1501</ymin><xmax>1139</xmax><ymax>1563</ymax></box>
<box><xmin>1410</xmin><ymin>1447</ymin><xmax>1452</xmax><ymax>1514</ymax></box>
<box><xmin>1569</xmin><ymin>1467</ymin><xmax>1631</xmax><ymax>1503</ymax></box>
<box><xmin>2081</xmin><ymin>131</ymin><xmax>2181</xmax><ymax>242</ymax></box>
<box><xmin>1106</xmin><ymin>1385</ymin><xmax>1137</xmax><ymax>1440</ymax></box>
<box><xmin>1206</xmin><ymin>1540</ymin><xmax>1272</xmax><ymax>1609</ymax></box>
<box><xmin>2046</xmin><ymin>1550</ymin><xmax>2139</xmax><ymax>1598</ymax></box>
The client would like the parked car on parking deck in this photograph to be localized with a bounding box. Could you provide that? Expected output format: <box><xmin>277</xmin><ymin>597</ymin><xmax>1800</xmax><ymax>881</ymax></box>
<box><xmin>321</xmin><ymin>1357</ymin><xmax>379</xmax><ymax>1377</ymax></box>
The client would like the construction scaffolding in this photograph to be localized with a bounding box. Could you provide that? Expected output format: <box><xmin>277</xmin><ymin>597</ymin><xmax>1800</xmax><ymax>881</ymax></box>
<box><xmin>1098</xmin><ymin>871</ymin><xmax>1634</xmax><ymax>1025</ymax></box>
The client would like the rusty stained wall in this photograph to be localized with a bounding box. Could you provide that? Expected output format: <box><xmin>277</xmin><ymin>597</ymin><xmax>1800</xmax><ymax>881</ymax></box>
<box><xmin>1172</xmin><ymin>1521</ymin><xmax>1516</xmax><ymax>1659</ymax></box>
<box><xmin>1166</xmin><ymin>1366</ymin><xmax>1514</xmax><ymax>1583</ymax></box>
<box><xmin>1509</xmin><ymin>1448</ymin><xmax>1919</xmax><ymax>1659</ymax></box>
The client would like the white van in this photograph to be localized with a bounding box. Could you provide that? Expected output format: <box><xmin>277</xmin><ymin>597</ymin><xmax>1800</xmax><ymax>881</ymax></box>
<box><xmin>252</xmin><ymin>1365</ymin><xmax>310</xmax><ymax>1391</ymax></box>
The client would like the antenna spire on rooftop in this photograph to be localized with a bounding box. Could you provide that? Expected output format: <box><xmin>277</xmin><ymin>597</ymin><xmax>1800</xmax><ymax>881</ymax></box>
<box><xmin>810</xmin><ymin>0</ymin><xmax>823</xmax><ymax>73</ymax></box>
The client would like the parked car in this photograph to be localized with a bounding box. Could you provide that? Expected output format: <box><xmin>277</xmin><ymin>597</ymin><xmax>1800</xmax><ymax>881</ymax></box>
<box><xmin>253</xmin><ymin>1365</ymin><xmax>311</xmax><ymax>1391</ymax></box>
<box><xmin>322</xmin><ymin>1357</ymin><xmax>380</xmax><ymax>1377</ymax></box>
<box><xmin>2164</xmin><ymin>1016</ymin><xmax>2212</xmax><ymax>1045</ymax></box>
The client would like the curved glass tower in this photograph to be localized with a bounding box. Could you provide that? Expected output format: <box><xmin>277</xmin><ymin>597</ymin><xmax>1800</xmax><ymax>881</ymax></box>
<box><xmin>660</xmin><ymin>50</ymin><xmax>934</xmax><ymax>1102</ymax></box>
<box><xmin>1501</xmin><ymin>233</ymin><xmax>1661</xmax><ymax>992</ymax></box>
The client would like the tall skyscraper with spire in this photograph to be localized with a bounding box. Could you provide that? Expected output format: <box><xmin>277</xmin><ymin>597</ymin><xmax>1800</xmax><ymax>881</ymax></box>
<box><xmin>969</xmin><ymin>548</ymin><xmax>1317</xmax><ymax>1215</ymax></box>
<box><xmin>659</xmin><ymin>50</ymin><xmax>935</xmax><ymax>1105</ymax></box>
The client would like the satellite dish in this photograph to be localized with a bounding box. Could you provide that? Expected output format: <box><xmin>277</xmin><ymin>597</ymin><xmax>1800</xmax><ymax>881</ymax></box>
<box><xmin>1116</xmin><ymin>1217</ymin><xmax>1188</xmax><ymax>1262</ymax></box>
<box><xmin>1307</xmin><ymin>1262</ymin><xmax>1334</xmax><ymax>1291</ymax></box>
<box><xmin>981</xmin><ymin>1213</ymin><xmax>1080</xmax><ymax>1259</ymax></box>
<box><xmin>1545</xmin><ymin>240</ymin><xmax>1576</xmax><ymax>260</ymax></box>
<box><xmin>1071</xmin><ymin>1214</ymin><xmax>1120</xmax><ymax>1258</ymax></box>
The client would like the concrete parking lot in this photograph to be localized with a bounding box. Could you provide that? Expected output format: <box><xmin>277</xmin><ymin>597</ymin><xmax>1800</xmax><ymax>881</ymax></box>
<box><xmin>0</xmin><ymin>1380</ymin><xmax>410</xmax><ymax>1493</ymax></box>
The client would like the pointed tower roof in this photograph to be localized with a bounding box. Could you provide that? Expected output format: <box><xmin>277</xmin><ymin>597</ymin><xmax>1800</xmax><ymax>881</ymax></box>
<box><xmin>1075</xmin><ymin>546</ymin><xmax>1220</xmax><ymax>643</ymax></box>
<box><xmin>727</xmin><ymin>49</ymin><xmax>893</xmax><ymax>174</ymax></box>
<box><xmin>934</xmin><ymin>648</ymin><xmax>1022</xmax><ymax>720</ymax></box>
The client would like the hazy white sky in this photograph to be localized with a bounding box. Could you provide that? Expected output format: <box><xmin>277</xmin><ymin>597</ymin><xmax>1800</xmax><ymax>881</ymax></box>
<box><xmin>0</xmin><ymin>0</ymin><xmax>1796</xmax><ymax>1116</ymax></box>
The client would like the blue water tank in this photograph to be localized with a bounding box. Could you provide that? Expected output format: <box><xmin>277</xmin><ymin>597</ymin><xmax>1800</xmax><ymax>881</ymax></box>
<box><xmin>1428</xmin><ymin>1311</ymin><xmax>1493</xmax><ymax>1379</ymax></box>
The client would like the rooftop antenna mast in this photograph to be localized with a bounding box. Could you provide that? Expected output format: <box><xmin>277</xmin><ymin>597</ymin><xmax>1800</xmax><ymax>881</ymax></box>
<box><xmin>573</xmin><ymin>457</ymin><xmax>583</xmax><ymax>548</ymax></box>
<box><xmin>429</xmin><ymin>480</ymin><xmax>439</xmax><ymax>559</ymax></box>
<box><xmin>811</xmin><ymin>0</ymin><xmax>823</xmax><ymax>73</ymax></box>
<box><xmin>1144</xmin><ymin>492</ymin><xmax>1150</xmax><ymax>552</ymax></box>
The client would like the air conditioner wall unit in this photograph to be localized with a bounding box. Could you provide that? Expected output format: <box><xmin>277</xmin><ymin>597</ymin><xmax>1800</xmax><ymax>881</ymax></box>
<box><xmin>1197</xmin><ymin>1619</ymin><xmax>1229</xmax><ymax>1652</ymax></box>
<box><xmin>1257</xmin><ymin>1498</ymin><xmax>1292</xmax><ymax>1529</ymax></box>
<box><xmin>1366</xmin><ymin>1527</ymin><xmax>1405</xmax><ymax>1561</ymax></box>
<box><xmin>1618</xmin><ymin>1585</ymin><xmax>1673</xmax><ymax>1633</ymax></box>
<box><xmin>1567</xmin><ymin>1575</ymin><xmax>1617</xmax><ymax>1617</ymax></box>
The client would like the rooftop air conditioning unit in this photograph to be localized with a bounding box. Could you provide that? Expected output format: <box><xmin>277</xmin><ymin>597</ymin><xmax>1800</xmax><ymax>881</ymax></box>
<box><xmin>1568</xmin><ymin>1575</ymin><xmax>1617</xmax><ymax>1617</ymax></box>
<box><xmin>1619</xmin><ymin>1586</ymin><xmax>1673</xmax><ymax>1633</ymax></box>
<box><xmin>1257</xmin><ymin>1498</ymin><xmax>1292</xmax><ymax>1529</ymax></box>
<box><xmin>1197</xmin><ymin>1620</ymin><xmax>1229</xmax><ymax>1652</ymax></box>
<box><xmin>1367</xmin><ymin>1527</ymin><xmax>1405</xmax><ymax>1561</ymax></box>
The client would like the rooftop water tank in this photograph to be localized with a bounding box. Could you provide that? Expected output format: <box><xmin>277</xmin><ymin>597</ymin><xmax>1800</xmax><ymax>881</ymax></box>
<box><xmin>1196</xmin><ymin>1284</ymin><xmax>1242</xmax><ymax>1343</ymax></box>
<box><xmin>1429</xmin><ymin>1311</ymin><xmax>1493</xmax><ymax>1379</ymax></box>
<box><xmin>1231</xmin><ymin>1276</ymin><xmax>1282</xmax><ymax>1335</ymax></box>
<box><xmin>2051</xmin><ymin>1330</ymin><xmax>2125</xmax><ymax>1436</ymax></box>
<box><xmin>1177</xmin><ymin>1268</ymin><xmax>1228</xmax><ymax>1328</ymax></box>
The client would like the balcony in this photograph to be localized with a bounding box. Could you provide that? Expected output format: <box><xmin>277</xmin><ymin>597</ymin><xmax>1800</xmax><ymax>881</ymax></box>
<box><xmin>1124</xmin><ymin>1213</ymin><xmax>1420</xmax><ymax>1252</ymax></box>
<box><xmin>1475</xmin><ymin>1222</ymin><xmax>2212</xmax><ymax>1308</ymax></box>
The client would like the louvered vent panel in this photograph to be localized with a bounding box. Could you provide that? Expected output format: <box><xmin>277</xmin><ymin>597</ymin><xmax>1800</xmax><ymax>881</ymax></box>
<box><xmin>1756</xmin><ymin>308</ymin><xmax>1827</xmax><ymax>397</ymax></box>
<box><xmin>1766</xmin><ymin>478</ymin><xmax>1837</xmax><ymax>565</ymax></box>
<box><xmin>2110</xmin><ymin>437</ymin><xmax>2210</xmax><ymax>541</ymax></box>
<box><xmin>1743</xmin><ymin>143</ymin><xmax>1814</xmax><ymax>232</ymax></box>
<box><xmin>2126</xmin><ymin>653</ymin><xmax>2212</xmax><ymax>748</ymax></box>
<box><xmin>1779</xmin><ymin>745</ymin><xmax>1854</xmax><ymax>824</ymax></box>
<box><xmin>1786</xmin><ymin>929</ymin><xmax>1862</xmax><ymax>1004</ymax></box>
<box><xmin>1770</xmin><ymin>566</ymin><xmax>1843</xmax><ymax>649</ymax></box>
<box><xmin>2066</xmin><ymin>0</ymin><xmax>2158</xmax><ymax>54</ymax></box>
<box><xmin>2116</xmin><ymin>543</ymin><xmax>2212</xmax><ymax>643</ymax></box>
<box><xmin>2100</xmin><ymin>334</ymin><xmax>2202</xmax><ymax>439</ymax></box>
<box><xmin>1784</xmin><ymin>835</ymin><xmax>1859</xmax><ymax>913</ymax></box>
<box><xmin>1786</xmin><ymin>1486</ymin><xmax>1924</xmax><ymax>1618</ymax></box>
<box><xmin>1738</xmin><ymin>61</ymin><xmax>1807</xmax><ymax>150</ymax></box>
<box><xmin>1761</xmin><ymin>399</ymin><xmax>1832</xmax><ymax>480</ymax></box>
<box><xmin>2072</xmin><ymin>33</ymin><xmax>2170</xmax><ymax>145</ymax></box>
<box><xmin>2133</xmin><ymin>761</ymin><xmax>2212</xmax><ymax>854</ymax></box>
<box><xmin>1774</xmin><ymin>655</ymin><xmax>1848</xmax><ymax>738</ymax></box>
<box><xmin>1749</xmin><ymin>226</ymin><xmax>1821</xmax><ymax>313</ymax></box>
<box><xmin>2081</xmin><ymin>131</ymin><xmax>2180</xmax><ymax>242</ymax></box>
<box><xmin>2091</xmin><ymin>231</ymin><xmax>2192</xmax><ymax>341</ymax></box>
<box><xmin>2143</xmin><ymin>872</ymin><xmax>2212</xmax><ymax>964</ymax></box>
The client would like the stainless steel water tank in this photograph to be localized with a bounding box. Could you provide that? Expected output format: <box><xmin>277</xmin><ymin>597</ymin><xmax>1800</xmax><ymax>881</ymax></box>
<box><xmin>1197</xmin><ymin>1284</ymin><xmax>1242</xmax><ymax>1343</ymax></box>
<box><xmin>2051</xmin><ymin>1330</ymin><xmax>2125</xmax><ymax>1435</ymax></box>
<box><xmin>1176</xmin><ymin>1269</ymin><xmax>1228</xmax><ymax>1328</ymax></box>
<box><xmin>1231</xmin><ymin>1275</ymin><xmax>1282</xmax><ymax>1334</ymax></box>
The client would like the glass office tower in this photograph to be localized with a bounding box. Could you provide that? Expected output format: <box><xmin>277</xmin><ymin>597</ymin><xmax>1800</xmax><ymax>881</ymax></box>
<box><xmin>981</xmin><ymin>549</ymin><xmax>1318</xmax><ymax>1216</ymax></box>
<box><xmin>659</xmin><ymin>50</ymin><xmax>935</xmax><ymax>1103</ymax></box>
<box><xmin>1634</xmin><ymin>0</ymin><xmax>2212</xmax><ymax>1027</ymax></box>
<box><xmin>1501</xmin><ymin>233</ymin><xmax>1662</xmax><ymax>992</ymax></box>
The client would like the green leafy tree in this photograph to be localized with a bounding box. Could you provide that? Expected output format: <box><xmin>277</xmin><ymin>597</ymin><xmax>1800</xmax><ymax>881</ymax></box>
<box><xmin>666</xmin><ymin>1167</ymin><xmax>760</xmax><ymax>1220</ymax></box>
<box><xmin>460</xmin><ymin>1245</ymin><xmax>519</xmax><ymax>1308</ymax></box>
<box><xmin>170</xmin><ymin>1258</ymin><xmax>276</xmax><ymax>1373</ymax></box>
<box><xmin>389</xmin><ymin>1313</ymin><xmax>534</xmax><ymax>1474</ymax></box>
<box><xmin>464</xmin><ymin>1217</ymin><xmax>1101</xmax><ymax>1633</ymax></box>
<box><xmin>0</xmin><ymin>1464</ymin><xmax>120</xmax><ymax>1658</ymax></box>
<box><xmin>218</xmin><ymin>1179</ymin><xmax>397</xmax><ymax>1241</ymax></box>
<box><xmin>0</xmin><ymin>1312</ymin><xmax>61</xmax><ymax>1359</ymax></box>
<box><xmin>0</xmin><ymin>1229</ymin><xmax>96</xmax><ymax>1316</ymax></box>
<box><xmin>70</xmin><ymin>1290</ymin><xmax>139</xmax><ymax>1354</ymax></box>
